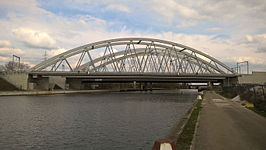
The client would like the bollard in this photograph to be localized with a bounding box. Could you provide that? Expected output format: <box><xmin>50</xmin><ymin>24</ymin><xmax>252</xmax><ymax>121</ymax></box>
<box><xmin>152</xmin><ymin>139</ymin><xmax>176</xmax><ymax>150</ymax></box>
<box><xmin>197</xmin><ymin>95</ymin><xmax>202</xmax><ymax>100</ymax></box>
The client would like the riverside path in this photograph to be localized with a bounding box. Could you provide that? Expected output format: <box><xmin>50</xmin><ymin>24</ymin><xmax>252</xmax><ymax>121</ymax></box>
<box><xmin>193</xmin><ymin>91</ymin><xmax>266</xmax><ymax>150</ymax></box>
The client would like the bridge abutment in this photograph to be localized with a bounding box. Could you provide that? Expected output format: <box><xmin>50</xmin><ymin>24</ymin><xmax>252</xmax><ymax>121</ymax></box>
<box><xmin>0</xmin><ymin>72</ymin><xmax>29</xmax><ymax>90</ymax></box>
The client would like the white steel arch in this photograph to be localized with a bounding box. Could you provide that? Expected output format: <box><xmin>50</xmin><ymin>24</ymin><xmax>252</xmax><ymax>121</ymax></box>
<box><xmin>30</xmin><ymin>38</ymin><xmax>235</xmax><ymax>74</ymax></box>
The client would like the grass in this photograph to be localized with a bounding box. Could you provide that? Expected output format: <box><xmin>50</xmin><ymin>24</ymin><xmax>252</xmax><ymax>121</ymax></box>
<box><xmin>175</xmin><ymin>99</ymin><xmax>202</xmax><ymax>150</ymax></box>
<box><xmin>247</xmin><ymin>107</ymin><xmax>266</xmax><ymax>118</ymax></box>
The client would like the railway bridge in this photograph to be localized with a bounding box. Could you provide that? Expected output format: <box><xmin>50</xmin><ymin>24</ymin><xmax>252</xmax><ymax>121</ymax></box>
<box><xmin>28</xmin><ymin>38</ymin><xmax>237</xmax><ymax>90</ymax></box>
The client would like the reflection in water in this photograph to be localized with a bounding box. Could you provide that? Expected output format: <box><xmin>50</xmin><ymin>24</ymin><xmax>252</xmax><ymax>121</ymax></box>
<box><xmin>0</xmin><ymin>90</ymin><xmax>197</xmax><ymax>150</ymax></box>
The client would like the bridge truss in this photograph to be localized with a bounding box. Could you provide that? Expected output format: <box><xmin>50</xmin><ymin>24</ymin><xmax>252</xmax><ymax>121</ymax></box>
<box><xmin>30</xmin><ymin>38</ymin><xmax>235</xmax><ymax>75</ymax></box>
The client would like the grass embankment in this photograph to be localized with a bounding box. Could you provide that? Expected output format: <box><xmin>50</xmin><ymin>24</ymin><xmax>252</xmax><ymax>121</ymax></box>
<box><xmin>247</xmin><ymin>107</ymin><xmax>266</xmax><ymax>118</ymax></box>
<box><xmin>240</xmin><ymin>90</ymin><xmax>266</xmax><ymax>118</ymax></box>
<box><xmin>176</xmin><ymin>98</ymin><xmax>203</xmax><ymax>150</ymax></box>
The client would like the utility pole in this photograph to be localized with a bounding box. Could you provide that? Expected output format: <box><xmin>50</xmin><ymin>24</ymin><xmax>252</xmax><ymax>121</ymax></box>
<box><xmin>247</xmin><ymin>61</ymin><xmax>249</xmax><ymax>74</ymax></box>
<box><xmin>12</xmin><ymin>55</ymin><xmax>20</xmax><ymax>71</ymax></box>
<box><xmin>44</xmin><ymin>50</ymin><xmax>47</xmax><ymax>61</ymax></box>
<box><xmin>236</xmin><ymin>61</ymin><xmax>249</xmax><ymax>74</ymax></box>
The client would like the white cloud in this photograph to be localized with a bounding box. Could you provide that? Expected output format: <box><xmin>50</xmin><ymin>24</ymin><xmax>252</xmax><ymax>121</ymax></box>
<box><xmin>12</xmin><ymin>28</ymin><xmax>56</xmax><ymax>49</ymax></box>
<box><xmin>0</xmin><ymin>0</ymin><xmax>37</xmax><ymax>10</ymax></box>
<box><xmin>176</xmin><ymin>20</ymin><xmax>197</xmax><ymax>28</ymax></box>
<box><xmin>78</xmin><ymin>15</ymin><xmax>107</xmax><ymax>27</ymax></box>
<box><xmin>150</xmin><ymin>32</ymin><xmax>266</xmax><ymax>68</ymax></box>
<box><xmin>245</xmin><ymin>34</ymin><xmax>266</xmax><ymax>43</ymax></box>
<box><xmin>0</xmin><ymin>56</ymin><xmax>9</xmax><ymax>62</ymax></box>
<box><xmin>0</xmin><ymin>40</ymin><xmax>12</xmax><ymax>48</ymax></box>
<box><xmin>105</xmin><ymin>4</ymin><xmax>130</xmax><ymax>13</ymax></box>
<box><xmin>232</xmin><ymin>56</ymin><xmax>266</xmax><ymax>65</ymax></box>
<box><xmin>246</xmin><ymin>35</ymin><xmax>254</xmax><ymax>42</ymax></box>
<box><xmin>207</xmin><ymin>27</ymin><xmax>222</xmax><ymax>32</ymax></box>
<box><xmin>74</xmin><ymin>0</ymin><xmax>90</xmax><ymax>3</ymax></box>
<box><xmin>148</xmin><ymin>0</ymin><xmax>206</xmax><ymax>23</ymax></box>
<box><xmin>245</xmin><ymin>34</ymin><xmax>266</xmax><ymax>53</ymax></box>
<box><xmin>0</xmin><ymin>47</ymin><xmax>25</xmax><ymax>64</ymax></box>
<box><xmin>0</xmin><ymin>0</ymin><xmax>265</xmax><ymax>71</ymax></box>
<box><xmin>47</xmin><ymin>48</ymin><xmax>67</xmax><ymax>57</ymax></box>
<box><xmin>145</xmin><ymin>0</ymin><xmax>266</xmax><ymax>37</ymax></box>
<box><xmin>0</xmin><ymin>47</ymin><xmax>24</xmax><ymax>57</ymax></box>
<box><xmin>0</xmin><ymin>0</ymin><xmax>52</xmax><ymax>17</ymax></box>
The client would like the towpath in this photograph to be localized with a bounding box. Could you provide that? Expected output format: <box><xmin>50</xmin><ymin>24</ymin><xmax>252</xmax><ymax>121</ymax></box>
<box><xmin>193</xmin><ymin>91</ymin><xmax>266</xmax><ymax>150</ymax></box>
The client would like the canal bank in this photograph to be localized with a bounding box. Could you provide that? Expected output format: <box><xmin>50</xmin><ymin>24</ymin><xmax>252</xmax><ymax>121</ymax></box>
<box><xmin>162</xmin><ymin>91</ymin><xmax>202</xmax><ymax>150</ymax></box>
<box><xmin>0</xmin><ymin>88</ymin><xmax>186</xmax><ymax>96</ymax></box>
<box><xmin>0</xmin><ymin>89</ymin><xmax>121</xmax><ymax>96</ymax></box>
<box><xmin>192</xmin><ymin>91</ymin><xmax>266</xmax><ymax>150</ymax></box>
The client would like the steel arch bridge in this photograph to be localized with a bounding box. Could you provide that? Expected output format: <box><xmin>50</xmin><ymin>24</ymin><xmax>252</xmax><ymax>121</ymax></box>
<box><xmin>30</xmin><ymin>38</ymin><xmax>235</xmax><ymax>75</ymax></box>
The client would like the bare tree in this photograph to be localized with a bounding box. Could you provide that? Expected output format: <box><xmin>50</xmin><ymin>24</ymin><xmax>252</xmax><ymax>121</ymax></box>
<box><xmin>0</xmin><ymin>64</ymin><xmax>5</xmax><ymax>72</ymax></box>
<box><xmin>3</xmin><ymin>61</ymin><xmax>30</xmax><ymax>72</ymax></box>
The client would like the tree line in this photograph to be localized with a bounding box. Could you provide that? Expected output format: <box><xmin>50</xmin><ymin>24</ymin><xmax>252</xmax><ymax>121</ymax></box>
<box><xmin>0</xmin><ymin>61</ymin><xmax>30</xmax><ymax>72</ymax></box>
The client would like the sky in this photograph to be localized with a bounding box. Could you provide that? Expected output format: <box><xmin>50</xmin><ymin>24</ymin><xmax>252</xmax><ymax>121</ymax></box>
<box><xmin>0</xmin><ymin>0</ymin><xmax>266</xmax><ymax>72</ymax></box>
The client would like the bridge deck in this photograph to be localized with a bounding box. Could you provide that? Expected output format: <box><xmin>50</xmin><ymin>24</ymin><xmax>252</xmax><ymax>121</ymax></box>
<box><xmin>29</xmin><ymin>72</ymin><xmax>237</xmax><ymax>83</ymax></box>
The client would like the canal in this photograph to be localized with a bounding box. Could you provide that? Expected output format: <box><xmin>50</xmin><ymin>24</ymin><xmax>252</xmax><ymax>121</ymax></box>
<box><xmin>0</xmin><ymin>90</ymin><xmax>197</xmax><ymax>150</ymax></box>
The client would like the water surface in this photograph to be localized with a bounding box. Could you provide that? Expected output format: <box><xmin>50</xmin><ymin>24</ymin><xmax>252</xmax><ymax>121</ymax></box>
<box><xmin>0</xmin><ymin>90</ymin><xmax>197</xmax><ymax>150</ymax></box>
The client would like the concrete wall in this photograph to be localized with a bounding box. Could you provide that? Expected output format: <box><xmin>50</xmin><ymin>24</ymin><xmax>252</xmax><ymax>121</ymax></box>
<box><xmin>0</xmin><ymin>72</ymin><xmax>28</xmax><ymax>90</ymax></box>
<box><xmin>49</xmin><ymin>76</ymin><xmax>66</xmax><ymax>89</ymax></box>
<box><xmin>0</xmin><ymin>77</ymin><xmax>18</xmax><ymax>90</ymax></box>
<box><xmin>28</xmin><ymin>75</ymin><xmax>66</xmax><ymax>90</ymax></box>
<box><xmin>238</xmin><ymin>71</ymin><xmax>266</xmax><ymax>85</ymax></box>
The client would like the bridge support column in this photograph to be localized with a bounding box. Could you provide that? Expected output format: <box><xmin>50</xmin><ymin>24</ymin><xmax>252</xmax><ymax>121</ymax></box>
<box><xmin>148</xmin><ymin>82</ymin><xmax>153</xmax><ymax>91</ymax></box>
<box><xmin>133</xmin><ymin>81</ymin><xmax>137</xmax><ymax>90</ymax></box>
<box><xmin>49</xmin><ymin>76</ymin><xmax>66</xmax><ymax>90</ymax></box>
<box><xmin>119</xmin><ymin>83</ymin><xmax>125</xmax><ymax>91</ymax></box>
<box><xmin>66</xmin><ymin>78</ymin><xmax>83</xmax><ymax>90</ymax></box>
<box><xmin>208</xmin><ymin>82</ymin><xmax>213</xmax><ymax>89</ymax></box>
<box><xmin>223</xmin><ymin>77</ymin><xmax>238</xmax><ymax>87</ymax></box>
<box><xmin>141</xmin><ymin>82</ymin><xmax>153</xmax><ymax>91</ymax></box>
<box><xmin>140</xmin><ymin>82</ymin><xmax>146</xmax><ymax>91</ymax></box>
<box><xmin>32</xmin><ymin>76</ymin><xmax>49</xmax><ymax>90</ymax></box>
<box><xmin>144</xmin><ymin>82</ymin><xmax>148</xmax><ymax>91</ymax></box>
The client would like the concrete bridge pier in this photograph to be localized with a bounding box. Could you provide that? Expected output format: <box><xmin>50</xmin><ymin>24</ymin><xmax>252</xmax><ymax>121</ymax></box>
<box><xmin>148</xmin><ymin>82</ymin><xmax>153</xmax><ymax>91</ymax></box>
<box><xmin>208</xmin><ymin>82</ymin><xmax>213</xmax><ymax>89</ymax></box>
<box><xmin>222</xmin><ymin>77</ymin><xmax>238</xmax><ymax>87</ymax></box>
<box><xmin>140</xmin><ymin>82</ymin><xmax>145</xmax><ymax>91</ymax></box>
<box><xmin>49</xmin><ymin>76</ymin><xmax>66</xmax><ymax>90</ymax></box>
<box><xmin>119</xmin><ymin>83</ymin><xmax>126</xmax><ymax>91</ymax></box>
<box><xmin>29</xmin><ymin>75</ymin><xmax>49</xmax><ymax>90</ymax></box>
<box><xmin>66</xmin><ymin>78</ymin><xmax>83</xmax><ymax>90</ymax></box>
<box><xmin>140</xmin><ymin>82</ymin><xmax>153</xmax><ymax>91</ymax></box>
<box><xmin>28</xmin><ymin>75</ymin><xmax>67</xmax><ymax>90</ymax></box>
<box><xmin>133</xmin><ymin>81</ymin><xmax>137</xmax><ymax>90</ymax></box>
